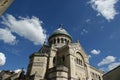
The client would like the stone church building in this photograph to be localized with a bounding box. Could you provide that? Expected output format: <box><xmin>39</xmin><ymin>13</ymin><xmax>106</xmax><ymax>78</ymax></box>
<box><xmin>26</xmin><ymin>25</ymin><xmax>104</xmax><ymax>80</ymax></box>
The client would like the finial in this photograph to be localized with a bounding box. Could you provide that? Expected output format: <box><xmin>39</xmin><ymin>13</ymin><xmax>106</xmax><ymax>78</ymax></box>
<box><xmin>43</xmin><ymin>41</ymin><xmax>46</xmax><ymax>45</ymax></box>
<box><xmin>21</xmin><ymin>68</ymin><xmax>24</xmax><ymax>71</ymax></box>
<box><xmin>77</xmin><ymin>40</ymin><xmax>80</xmax><ymax>43</ymax></box>
<box><xmin>21</xmin><ymin>68</ymin><xmax>25</xmax><ymax>73</ymax></box>
<box><xmin>59</xmin><ymin>24</ymin><xmax>63</xmax><ymax>28</ymax></box>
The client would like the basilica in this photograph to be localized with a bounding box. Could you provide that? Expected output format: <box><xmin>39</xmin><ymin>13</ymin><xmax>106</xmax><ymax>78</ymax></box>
<box><xmin>26</xmin><ymin>25</ymin><xmax>104</xmax><ymax>80</ymax></box>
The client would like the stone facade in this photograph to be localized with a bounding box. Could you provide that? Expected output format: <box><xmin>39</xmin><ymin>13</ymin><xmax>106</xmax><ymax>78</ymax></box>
<box><xmin>27</xmin><ymin>26</ymin><xmax>104</xmax><ymax>80</ymax></box>
<box><xmin>0</xmin><ymin>0</ymin><xmax>14</xmax><ymax>16</ymax></box>
<box><xmin>0</xmin><ymin>69</ymin><xmax>25</xmax><ymax>80</ymax></box>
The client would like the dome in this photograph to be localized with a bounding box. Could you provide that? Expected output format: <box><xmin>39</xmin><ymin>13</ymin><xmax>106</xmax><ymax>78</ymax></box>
<box><xmin>49</xmin><ymin>26</ymin><xmax>72</xmax><ymax>40</ymax></box>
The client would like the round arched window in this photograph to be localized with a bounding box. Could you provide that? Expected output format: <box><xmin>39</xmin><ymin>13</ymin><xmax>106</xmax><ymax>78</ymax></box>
<box><xmin>76</xmin><ymin>52</ymin><xmax>84</xmax><ymax>66</ymax></box>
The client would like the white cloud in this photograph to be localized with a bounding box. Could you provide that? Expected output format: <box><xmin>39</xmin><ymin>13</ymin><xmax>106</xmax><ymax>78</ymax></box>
<box><xmin>100</xmin><ymin>26</ymin><xmax>104</xmax><ymax>31</ymax></box>
<box><xmin>99</xmin><ymin>67</ymin><xmax>107</xmax><ymax>72</ymax></box>
<box><xmin>119</xmin><ymin>59</ymin><xmax>120</xmax><ymax>61</ymax></box>
<box><xmin>83</xmin><ymin>29</ymin><xmax>88</xmax><ymax>33</ymax></box>
<box><xmin>14</xmin><ymin>69</ymin><xmax>22</xmax><ymax>73</ymax></box>
<box><xmin>98</xmin><ymin>56</ymin><xmax>116</xmax><ymax>66</ymax></box>
<box><xmin>108</xmin><ymin>62</ymin><xmax>120</xmax><ymax>70</ymax></box>
<box><xmin>1</xmin><ymin>14</ymin><xmax>47</xmax><ymax>45</ymax></box>
<box><xmin>99</xmin><ymin>62</ymin><xmax>120</xmax><ymax>72</ymax></box>
<box><xmin>14</xmin><ymin>68</ymin><xmax>26</xmax><ymax>73</ymax></box>
<box><xmin>91</xmin><ymin>49</ymin><xmax>101</xmax><ymax>55</ymax></box>
<box><xmin>0</xmin><ymin>52</ymin><xmax>6</xmax><ymax>66</ymax></box>
<box><xmin>0</xmin><ymin>28</ymin><xmax>16</xmax><ymax>45</ymax></box>
<box><xmin>80</xmin><ymin>29</ymin><xmax>88</xmax><ymax>35</ymax></box>
<box><xmin>109</xmin><ymin>32</ymin><xmax>120</xmax><ymax>40</ymax></box>
<box><xmin>86</xmin><ymin>19</ymin><xmax>91</xmax><ymax>22</ymax></box>
<box><xmin>88</xmin><ymin>55</ymin><xmax>92</xmax><ymax>58</ymax></box>
<box><xmin>90</xmin><ymin>0</ymin><xmax>118</xmax><ymax>21</ymax></box>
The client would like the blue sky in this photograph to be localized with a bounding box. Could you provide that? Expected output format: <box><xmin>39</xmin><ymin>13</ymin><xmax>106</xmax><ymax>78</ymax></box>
<box><xmin>0</xmin><ymin>0</ymin><xmax>120</xmax><ymax>72</ymax></box>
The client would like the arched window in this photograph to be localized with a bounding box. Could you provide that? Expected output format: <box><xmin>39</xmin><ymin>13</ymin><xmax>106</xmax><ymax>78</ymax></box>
<box><xmin>62</xmin><ymin>55</ymin><xmax>65</xmax><ymax>62</ymax></box>
<box><xmin>80</xmin><ymin>60</ymin><xmax>82</xmax><ymax>65</ymax></box>
<box><xmin>65</xmin><ymin>39</ymin><xmax>67</xmax><ymax>44</ymax></box>
<box><xmin>76</xmin><ymin>58</ymin><xmax>79</xmax><ymax>64</ymax></box>
<box><xmin>54</xmin><ymin>39</ymin><xmax>56</xmax><ymax>44</ymax></box>
<box><xmin>61</xmin><ymin>55</ymin><xmax>65</xmax><ymax>65</ymax></box>
<box><xmin>78</xmin><ymin>59</ymin><xmax>80</xmax><ymax>65</ymax></box>
<box><xmin>57</xmin><ymin>38</ymin><xmax>60</xmax><ymax>43</ymax></box>
<box><xmin>61</xmin><ymin>38</ymin><xmax>64</xmax><ymax>43</ymax></box>
<box><xmin>53</xmin><ymin>57</ymin><xmax>56</xmax><ymax>64</ymax></box>
<box><xmin>67</xmin><ymin>40</ymin><xmax>69</xmax><ymax>43</ymax></box>
<box><xmin>99</xmin><ymin>76</ymin><xmax>101</xmax><ymax>80</ymax></box>
<box><xmin>76</xmin><ymin>52</ymin><xmax>84</xmax><ymax>66</ymax></box>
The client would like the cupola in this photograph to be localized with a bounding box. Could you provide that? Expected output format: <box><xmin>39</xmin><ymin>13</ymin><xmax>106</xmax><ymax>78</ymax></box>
<box><xmin>48</xmin><ymin>24</ymin><xmax>72</xmax><ymax>47</ymax></box>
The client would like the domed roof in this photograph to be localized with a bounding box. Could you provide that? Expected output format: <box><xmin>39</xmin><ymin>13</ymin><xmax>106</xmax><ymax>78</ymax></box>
<box><xmin>49</xmin><ymin>25</ymin><xmax>72</xmax><ymax>40</ymax></box>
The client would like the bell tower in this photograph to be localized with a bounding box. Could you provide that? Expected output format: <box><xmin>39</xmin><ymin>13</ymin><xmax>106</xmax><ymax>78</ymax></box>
<box><xmin>47</xmin><ymin>25</ymin><xmax>72</xmax><ymax>69</ymax></box>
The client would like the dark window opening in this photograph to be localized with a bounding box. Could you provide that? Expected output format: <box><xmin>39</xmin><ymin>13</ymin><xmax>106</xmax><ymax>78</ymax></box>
<box><xmin>53</xmin><ymin>57</ymin><xmax>56</xmax><ymax>64</ymax></box>
<box><xmin>57</xmin><ymin>38</ymin><xmax>60</xmax><ymax>43</ymax></box>
<box><xmin>62</xmin><ymin>55</ymin><xmax>65</xmax><ymax>62</ymax></box>
<box><xmin>54</xmin><ymin>39</ymin><xmax>56</xmax><ymax>44</ymax></box>
<box><xmin>61</xmin><ymin>38</ymin><xmax>64</xmax><ymax>43</ymax></box>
